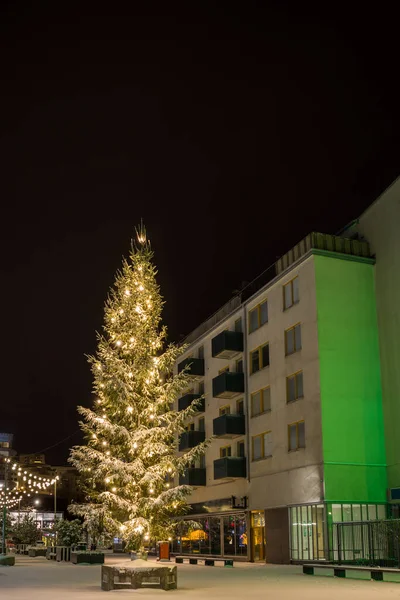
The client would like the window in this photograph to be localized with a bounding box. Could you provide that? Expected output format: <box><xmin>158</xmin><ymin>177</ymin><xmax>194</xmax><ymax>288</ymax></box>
<box><xmin>236</xmin><ymin>358</ymin><xmax>243</xmax><ymax>373</ymax></box>
<box><xmin>198</xmin><ymin>346</ymin><xmax>204</xmax><ymax>360</ymax></box>
<box><xmin>252</xmin><ymin>431</ymin><xmax>272</xmax><ymax>461</ymax></box>
<box><xmin>288</xmin><ymin>421</ymin><xmax>305</xmax><ymax>451</ymax></box>
<box><xmin>219</xmin><ymin>405</ymin><xmax>231</xmax><ymax>416</ymax></box>
<box><xmin>185</xmin><ymin>423</ymin><xmax>195</xmax><ymax>432</ymax></box>
<box><xmin>235</xmin><ymin>318</ymin><xmax>243</xmax><ymax>333</ymax></box>
<box><xmin>283</xmin><ymin>277</ymin><xmax>299</xmax><ymax>310</ymax></box>
<box><xmin>251</xmin><ymin>387</ymin><xmax>271</xmax><ymax>417</ymax></box>
<box><xmin>236</xmin><ymin>398</ymin><xmax>244</xmax><ymax>415</ymax></box>
<box><xmin>198</xmin><ymin>417</ymin><xmax>205</xmax><ymax>432</ymax></box>
<box><xmin>237</xmin><ymin>440</ymin><xmax>245</xmax><ymax>457</ymax></box>
<box><xmin>198</xmin><ymin>381</ymin><xmax>205</xmax><ymax>396</ymax></box>
<box><xmin>248</xmin><ymin>299</ymin><xmax>268</xmax><ymax>333</ymax></box>
<box><xmin>250</xmin><ymin>343</ymin><xmax>270</xmax><ymax>374</ymax></box>
<box><xmin>220</xmin><ymin>446</ymin><xmax>232</xmax><ymax>458</ymax></box>
<box><xmin>0</xmin><ymin>442</ymin><xmax>10</xmax><ymax>449</ymax></box>
<box><xmin>287</xmin><ymin>371</ymin><xmax>304</xmax><ymax>403</ymax></box>
<box><xmin>285</xmin><ymin>324</ymin><xmax>302</xmax><ymax>355</ymax></box>
<box><xmin>219</xmin><ymin>366</ymin><xmax>230</xmax><ymax>374</ymax></box>
<box><xmin>199</xmin><ymin>455</ymin><xmax>206</xmax><ymax>469</ymax></box>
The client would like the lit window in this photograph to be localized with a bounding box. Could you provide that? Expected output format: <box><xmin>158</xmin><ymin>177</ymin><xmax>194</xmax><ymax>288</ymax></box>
<box><xmin>288</xmin><ymin>421</ymin><xmax>305</xmax><ymax>451</ymax></box>
<box><xmin>248</xmin><ymin>300</ymin><xmax>268</xmax><ymax>333</ymax></box>
<box><xmin>252</xmin><ymin>431</ymin><xmax>272</xmax><ymax>461</ymax></box>
<box><xmin>287</xmin><ymin>371</ymin><xmax>304</xmax><ymax>403</ymax></box>
<box><xmin>251</xmin><ymin>387</ymin><xmax>271</xmax><ymax>417</ymax></box>
<box><xmin>250</xmin><ymin>343</ymin><xmax>270</xmax><ymax>374</ymax></box>
<box><xmin>283</xmin><ymin>277</ymin><xmax>299</xmax><ymax>310</ymax></box>
<box><xmin>219</xmin><ymin>405</ymin><xmax>231</xmax><ymax>416</ymax></box>
<box><xmin>285</xmin><ymin>324</ymin><xmax>302</xmax><ymax>355</ymax></box>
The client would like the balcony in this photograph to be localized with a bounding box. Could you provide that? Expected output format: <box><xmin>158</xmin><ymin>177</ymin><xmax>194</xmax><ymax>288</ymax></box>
<box><xmin>212</xmin><ymin>372</ymin><xmax>244</xmax><ymax>399</ymax></box>
<box><xmin>177</xmin><ymin>357</ymin><xmax>205</xmax><ymax>377</ymax></box>
<box><xmin>213</xmin><ymin>414</ymin><xmax>245</xmax><ymax>438</ymax></box>
<box><xmin>212</xmin><ymin>330</ymin><xmax>244</xmax><ymax>359</ymax></box>
<box><xmin>179</xmin><ymin>430</ymin><xmax>206</xmax><ymax>451</ymax></box>
<box><xmin>214</xmin><ymin>457</ymin><xmax>247</xmax><ymax>480</ymax></box>
<box><xmin>178</xmin><ymin>393</ymin><xmax>205</xmax><ymax>413</ymax></box>
<box><xmin>179</xmin><ymin>468</ymin><xmax>206</xmax><ymax>486</ymax></box>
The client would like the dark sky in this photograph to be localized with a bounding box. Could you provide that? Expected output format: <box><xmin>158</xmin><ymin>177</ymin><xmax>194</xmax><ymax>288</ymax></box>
<box><xmin>0</xmin><ymin>3</ymin><xmax>399</xmax><ymax>464</ymax></box>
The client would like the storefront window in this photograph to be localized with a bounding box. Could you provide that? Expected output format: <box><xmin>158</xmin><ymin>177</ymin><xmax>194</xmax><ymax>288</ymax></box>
<box><xmin>289</xmin><ymin>504</ymin><xmax>325</xmax><ymax>561</ymax></box>
<box><xmin>175</xmin><ymin>513</ymin><xmax>247</xmax><ymax>558</ymax></box>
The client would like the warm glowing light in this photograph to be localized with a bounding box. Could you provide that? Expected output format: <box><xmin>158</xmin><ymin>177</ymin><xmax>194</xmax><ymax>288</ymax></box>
<box><xmin>127</xmin><ymin>406</ymin><xmax>133</xmax><ymax>413</ymax></box>
<box><xmin>167</xmin><ymin>467</ymin><xmax>172</xmax><ymax>473</ymax></box>
<box><xmin>129</xmin><ymin>337</ymin><xmax>135</xmax><ymax>343</ymax></box>
<box><xmin>105</xmin><ymin>478</ymin><xmax>110</xmax><ymax>483</ymax></box>
<box><xmin>111</xmin><ymin>317</ymin><xmax>116</xmax><ymax>323</ymax></box>
<box><xmin>149</xmin><ymin>488</ymin><xmax>154</xmax><ymax>494</ymax></box>
<box><xmin>119</xmin><ymin>309</ymin><xmax>124</xmax><ymax>315</ymax></box>
<box><xmin>124</xmin><ymin>289</ymin><xmax>130</xmax><ymax>296</ymax></box>
<box><xmin>139</xmin><ymin>285</ymin><xmax>144</xmax><ymax>291</ymax></box>
<box><xmin>149</xmin><ymin>414</ymin><xmax>154</xmax><ymax>420</ymax></box>
<box><xmin>116</xmin><ymin>340</ymin><xmax>122</xmax><ymax>347</ymax></box>
<box><xmin>133</xmin><ymin>442</ymin><xmax>138</xmax><ymax>449</ymax></box>
<box><xmin>128</xmin><ymin>372</ymin><xmax>133</xmax><ymax>378</ymax></box>
<box><xmin>92</xmin><ymin>434</ymin><xmax>97</xmax><ymax>439</ymax></box>
<box><xmin>102</xmin><ymin>441</ymin><xmax>107</xmax><ymax>446</ymax></box>
<box><xmin>97</xmin><ymin>399</ymin><xmax>101</xmax><ymax>404</ymax></box>
<box><xmin>135</xmin><ymin>305</ymin><xmax>142</xmax><ymax>314</ymax></box>
<box><xmin>112</xmin><ymin>487</ymin><xmax>117</xmax><ymax>492</ymax></box>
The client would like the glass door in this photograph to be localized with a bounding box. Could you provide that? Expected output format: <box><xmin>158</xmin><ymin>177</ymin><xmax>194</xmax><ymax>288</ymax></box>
<box><xmin>251</xmin><ymin>511</ymin><xmax>266</xmax><ymax>562</ymax></box>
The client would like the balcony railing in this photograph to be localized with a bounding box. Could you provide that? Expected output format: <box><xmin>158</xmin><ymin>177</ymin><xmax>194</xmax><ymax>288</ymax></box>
<box><xmin>213</xmin><ymin>457</ymin><xmax>246</xmax><ymax>480</ymax></box>
<box><xmin>212</xmin><ymin>330</ymin><xmax>243</xmax><ymax>359</ymax></box>
<box><xmin>213</xmin><ymin>414</ymin><xmax>245</xmax><ymax>438</ymax></box>
<box><xmin>179</xmin><ymin>468</ymin><xmax>206</xmax><ymax>486</ymax></box>
<box><xmin>212</xmin><ymin>372</ymin><xmax>244</xmax><ymax>399</ymax></box>
<box><xmin>178</xmin><ymin>393</ymin><xmax>205</xmax><ymax>413</ymax></box>
<box><xmin>177</xmin><ymin>357</ymin><xmax>205</xmax><ymax>377</ymax></box>
<box><xmin>179</xmin><ymin>430</ymin><xmax>206</xmax><ymax>451</ymax></box>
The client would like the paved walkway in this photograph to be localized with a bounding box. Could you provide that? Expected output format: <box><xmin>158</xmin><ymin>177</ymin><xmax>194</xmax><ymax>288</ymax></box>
<box><xmin>1</xmin><ymin>555</ymin><xmax>400</xmax><ymax>599</ymax></box>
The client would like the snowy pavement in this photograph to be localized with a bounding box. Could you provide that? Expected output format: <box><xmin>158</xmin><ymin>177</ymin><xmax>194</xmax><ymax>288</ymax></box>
<box><xmin>1</xmin><ymin>554</ymin><xmax>400</xmax><ymax>599</ymax></box>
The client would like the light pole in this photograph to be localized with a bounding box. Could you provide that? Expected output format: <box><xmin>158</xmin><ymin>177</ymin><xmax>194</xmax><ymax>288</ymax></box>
<box><xmin>54</xmin><ymin>476</ymin><xmax>59</xmax><ymax>524</ymax></box>
<box><xmin>2</xmin><ymin>459</ymin><xmax>9</xmax><ymax>555</ymax></box>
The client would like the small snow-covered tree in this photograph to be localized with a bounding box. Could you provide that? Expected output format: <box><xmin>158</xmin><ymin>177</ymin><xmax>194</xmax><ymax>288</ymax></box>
<box><xmin>70</xmin><ymin>225</ymin><xmax>209</xmax><ymax>552</ymax></box>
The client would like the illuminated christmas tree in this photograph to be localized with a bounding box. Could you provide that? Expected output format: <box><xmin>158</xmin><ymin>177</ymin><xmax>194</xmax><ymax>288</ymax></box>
<box><xmin>70</xmin><ymin>225</ymin><xmax>208</xmax><ymax>552</ymax></box>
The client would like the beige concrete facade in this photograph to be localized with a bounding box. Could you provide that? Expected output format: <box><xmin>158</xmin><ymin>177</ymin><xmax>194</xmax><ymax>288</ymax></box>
<box><xmin>175</xmin><ymin>254</ymin><xmax>324</xmax><ymax>512</ymax></box>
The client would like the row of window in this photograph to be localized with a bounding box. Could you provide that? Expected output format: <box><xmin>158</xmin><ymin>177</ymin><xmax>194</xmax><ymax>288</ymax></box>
<box><xmin>214</xmin><ymin>420</ymin><xmax>306</xmax><ymax>463</ymax></box>
<box><xmin>249</xmin><ymin>323</ymin><xmax>302</xmax><ymax>375</ymax></box>
<box><xmin>248</xmin><ymin>276</ymin><xmax>300</xmax><ymax>334</ymax></box>
<box><xmin>251</xmin><ymin>370</ymin><xmax>303</xmax><ymax>416</ymax></box>
<box><xmin>252</xmin><ymin>420</ymin><xmax>305</xmax><ymax>460</ymax></box>
<box><xmin>185</xmin><ymin>370</ymin><xmax>303</xmax><ymax>421</ymax></box>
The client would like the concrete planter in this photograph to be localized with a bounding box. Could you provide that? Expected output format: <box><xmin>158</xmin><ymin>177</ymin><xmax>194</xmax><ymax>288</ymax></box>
<box><xmin>71</xmin><ymin>552</ymin><xmax>105</xmax><ymax>565</ymax></box>
<box><xmin>0</xmin><ymin>554</ymin><xmax>15</xmax><ymax>566</ymax></box>
<box><xmin>101</xmin><ymin>563</ymin><xmax>177</xmax><ymax>591</ymax></box>
<box><xmin>28</xmin><ymin>547</ymin><xmax>47</xmax><ymax>557</ymax></box>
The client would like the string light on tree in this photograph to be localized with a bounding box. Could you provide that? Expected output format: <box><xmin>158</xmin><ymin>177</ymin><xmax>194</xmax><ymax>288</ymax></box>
<box><xmin>69</xmin><ymin>222</ymin><xmax>209</xmax><ymax>554</ymax></box>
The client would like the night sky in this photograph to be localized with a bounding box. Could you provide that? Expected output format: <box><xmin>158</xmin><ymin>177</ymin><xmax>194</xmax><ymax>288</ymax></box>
<box><xmin>0</xmin><ymin>3</ymin><xmax>399</xmax><ymax>464</ymax></box>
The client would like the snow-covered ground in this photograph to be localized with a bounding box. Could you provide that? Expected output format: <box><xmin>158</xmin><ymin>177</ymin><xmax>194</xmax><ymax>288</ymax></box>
<box><xmin>1</xmin><ymin>554</ymin><xmax>399</xmax><ymax>599</ymax></box>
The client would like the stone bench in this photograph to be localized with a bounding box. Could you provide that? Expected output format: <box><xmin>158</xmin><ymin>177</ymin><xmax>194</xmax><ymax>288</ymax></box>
<box><xmin>175</xmin><ymin>556</ymin><xmax>234</xmax><ymax>567</ymax></box>
<box><xmin>303</xmin><ymin>563</ymin><xmax>400</xmax><ymax>581</ymax></box>
<box><xmin>101</xmin><ymin>563</ymin><xmax>177</xmax><ymax>591</ymax></box>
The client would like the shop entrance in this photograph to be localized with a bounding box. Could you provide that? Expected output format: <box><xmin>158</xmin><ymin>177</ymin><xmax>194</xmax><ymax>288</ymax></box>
<box><xmin>251</xmin><ymin>511</ymin><xmax>265</xmax><ymax>562</ymax></box>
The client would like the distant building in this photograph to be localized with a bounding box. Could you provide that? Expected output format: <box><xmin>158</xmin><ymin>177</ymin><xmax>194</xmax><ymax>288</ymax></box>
<box><xmin>19</xmin><ymin>454</ymin><xmax>46</xmax><ymax>465</ymax></box>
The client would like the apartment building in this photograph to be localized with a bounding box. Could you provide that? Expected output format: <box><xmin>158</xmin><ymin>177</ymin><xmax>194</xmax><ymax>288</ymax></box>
<box><xmin>173</xmin><ymin>205</ymin><xmax>395</xmax><ymax>562</ymax></box>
